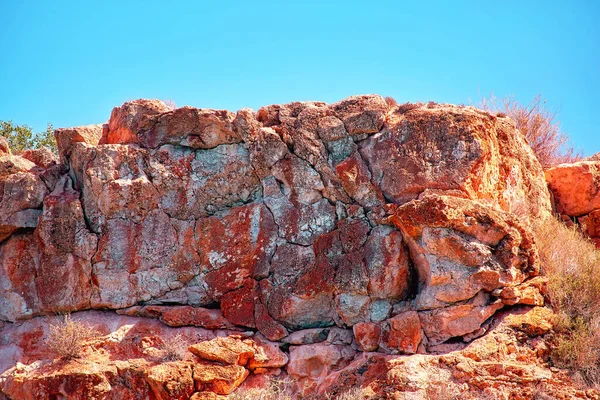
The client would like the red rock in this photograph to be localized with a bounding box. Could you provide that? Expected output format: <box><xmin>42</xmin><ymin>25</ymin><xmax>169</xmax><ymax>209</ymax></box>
<box><xmin>141</xmin><ymin>106</ymin><xmax>240</xmax><ymax>149</ymax></box>
<box><xmin>199</xmin><ymin>203</ymin><xmax>278</xmax><ymax>299</ymax></box>
<box><xmin>331</xmin><ymin>94</ymin><xmax>389</xmax><ymax>135</ymax></box>
<box><xmin>247</xmin><ymin>335</ymin><xmax>289</xmax><ymax>371</ymax></box>
<box><xmin>361</xmin><ymin>104</ymin><xmax>551</xmax><ymax>219</ymax></box>
<box><xmin>419</xmin><ymin>292</ymin><xmax>504</xmax><ymax>346</ymax></box>
<box><xmin>145</xmin><ymin>362</ymin><xmax>195</xmax><ymax>400</ymax></box>
<box><xmin>282</xmin><ymin>328</ymin><xmax>330</xmax><ymax>345</ymax></box>
<box><xmin>188</xmin><ymin>336</ymin><xmax>255</xmax><ymax>366</ymax></box>
<box><xmin>578</xmin><ymin>209</ymin><xmax>600</xmax><ymax>239</ymax></box>
<box><xmin>232</xmin><ymin>108</ymin><xmax>261</xmax><ymax>142</ymax></box>
<box><xmin>0</xmin><ymin>361</ymin><xmax>118</xmax><ymax>400</ymax></box>
<box><xmin>388</xmin><ymin>194</ymin><xmax>540</xmax><ymax>312</ymax></box>
<box><xmin>545</xmin><ymin>161</ymin><xmax>600</xmax><ymax>217</ymax></box>
<box><xmin>287</xmin><ymin>343</ymin><xmax>356</xmax><ymax>380</ymax></box>
<box><xmin>0</xmin><ymin>156</ymin><xmax>47</xmax><ymax>242</ymax></box>
<box><xmin>159</xmin><ymin>306</ymin><xmax>233</xmax><ymax>330</ymax></box>
<box><xmin>335</xmin><ymin>152</ymin><xmax>384</xmax><ymax>208</ymax></box>
<box><xmin>353</xmin><ymin>322</ymin><xmax>381</xmax><ymax>352</ymax></box>
<box><xmin>254</xmin><ymin>303</ymin><xmax>288</xmax><ymax>341</ymax></box>
<box><xmin>0</xmin><ymin>233</ymin><xmax>40</xmax><ymax>321</ymax></box>
<box><xmin>20</xmin><ymin>147</ymin><xmax>58</xmax><ymax>169</ymax></box>
<box><xmin>220</xmin><ymin>284</ymin><xmax>258</xmax><ymax>328</ymax></box>
<box><xmin>54</xmin><ymin>124</ymin><xmax>102</xmax><ymax>162</ymax></box>
<box><xmin>34</xmin><ymin>176</ymin><xmax>96</xmax><ymax>313</ymax></box>
<box><xmin>334</xmin><ymin>251</ymin><xmax>368</xmax><ymax>295</ymax></box>
<box><xmin>272</xmin><ymin>154</ymin><xmax>324</xmax><ymax>204</ymax></box>
<box><xmin>504</xmin><ymin>306</ymin><xmax>553</xmax><ymax>337</ymax></box>
<box><xmin>248</xmin><ymin>127</ymin><xmax>288</xmax><ymax>177</ymax></box>
<box><xmin>0</xmin><ymin>95</ymin><xmax>559</xmax><ymax>376</ymax></box>
<box><xmin>379</xmin><ymin>311</ymin><xmax>421</xmax><ymax>354</ymax></box>
<box><xmin>363</xmin><ymin>225</ymin><xmax>411</xmax><ymax>301</ymax></box>
<box><xmin>103</xmin><ymin>99</ymin><xmax>171</xmax><ymax>145</ymax></box>
<box><xmin>335</xmin><ymin>294</ymin><xmax>371</xmax><ymax>326</ymax></box>
<box><xmin>263</xmin><ymin>176</ymin><xmax>337</xmax><ymax>246</ymax></box>
<box><xmin>317</xmin><ymin>115</ymin><xmax>348</xmax><ymax>142</ymax></box>
<box><xmin>193</xmin><ymin>363</ymin><xmax>249</xmax><ymax>395</ymax></box>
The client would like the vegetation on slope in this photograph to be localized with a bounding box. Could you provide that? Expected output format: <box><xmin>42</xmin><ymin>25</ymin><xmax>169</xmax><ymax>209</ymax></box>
<box><xmin>479</xmin><ymin>94</ymin><xmax>580</xmax><ymax>167</ymax></box>
<box><xmin>534</xmin><ymin>217</ymin><xmax>600</xmax><ymax>387</ymax></box>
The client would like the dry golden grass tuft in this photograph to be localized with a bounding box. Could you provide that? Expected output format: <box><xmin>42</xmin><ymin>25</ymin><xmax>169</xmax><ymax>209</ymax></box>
<box><xmin>158</xmin><ymin>333</ymin><xmax>192</xmax><ymax>362</ymax></box>
<box><xmin>479</xmin><ymin>94</ymin><xmax>581</xmax><ymax>168</ymax></box>
<box><xmin>230</xmin><ymin>378</ymin><xmax>367</xmax><ymax>399</ymax></box>
<box><xmin>384</xmin><ymin>96</ymin><xmax>398</xmax><ymax>108</ymax></box>
<box><xmin>534</xmin><ymin>216</ymin><xmax>600</xmax><ymax>387</ymax></box>
<box><xmin>229</xmin><ymin>378</ymin><xmax>294</xmax><ymax>400</ymax></box>
<box><xmin>46</xmin><ymin>314</ymin><xmax>100</xmax><ymax>360</ymax></box>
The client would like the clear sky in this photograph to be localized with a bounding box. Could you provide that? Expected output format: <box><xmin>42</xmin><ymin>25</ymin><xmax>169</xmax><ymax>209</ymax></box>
<box><xmin>1</xmin><ymin>0</ymin><xmax>598</xmax><ymax>155</ymax></box>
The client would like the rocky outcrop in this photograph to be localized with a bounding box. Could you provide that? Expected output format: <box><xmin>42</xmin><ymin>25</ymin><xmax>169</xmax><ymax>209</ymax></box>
<box><xmin>546</xmin><ymin>160</ymin><xmax>600</xmax><ymax>247</ymax></box>
<box><xmin>0</xmin><ymin>95</ymin><xmax>568</xmax><ymax>398</ymax></box>
<box><xmin>1</xmin><ymin>307</ymin><xmax>595</xmax><ymax>400</ymax></box>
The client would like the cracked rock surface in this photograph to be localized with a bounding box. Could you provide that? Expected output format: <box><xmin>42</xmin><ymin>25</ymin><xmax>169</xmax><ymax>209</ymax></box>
<box><xmin>2</xmin><ymin>95</ymin><xmax>591</xmax><ymax>399</ymax></box>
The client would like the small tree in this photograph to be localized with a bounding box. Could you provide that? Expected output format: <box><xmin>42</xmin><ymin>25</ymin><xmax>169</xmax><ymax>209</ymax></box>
<box><xmin>479</xmin><ymin>94</ymin><xmax>580</xmax><ymax>168</ymax></box>
<box><xmin>0</xmin><ymin>120</ymin><xmax>57</xmax><ymax>154</ymax></box>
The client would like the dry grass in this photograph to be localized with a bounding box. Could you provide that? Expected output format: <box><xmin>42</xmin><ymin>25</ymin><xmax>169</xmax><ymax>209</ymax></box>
<box><xmin>384</xmin><ymin>96</ymin><xmax>398</xmax><ymax>108</ymax></box>
<box><xmin>479</xmin><ymin>94</ymin><xmax>581</xmax><ymax>168</ymax></box>
<box><xmin>162</xmin><ymin>99</ymin><xmax>177</xmax><ymax>110</ymax></box>
<box><xmin>330</xmin><ymin>387</ymin><xmax>365</xmax><ymax>399</ymax></box>
<box><xmin>229</xmin><ymin>378</ymin><xmax>294</xmax><ymax>400</ymax></box>
<box><xmin>230</xmin><ymin>378</ymin><xmax>366</xmax><ymax>400</ymax></box>
<box><xmin>534</xmin><ymin>216</ymin><xmax>600</xmax><ymax>387</ymax></box>
<box><xmin>46</xmin><ymin>314</ymin><xmax>99</xmax><ymax>360</ymax></box>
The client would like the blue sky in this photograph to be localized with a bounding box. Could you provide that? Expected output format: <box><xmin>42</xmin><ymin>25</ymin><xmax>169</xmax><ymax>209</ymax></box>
<box><xmin>1</xmin><ymin>0</ymin><xmax>598</xmax><ymax>155</ymax></box>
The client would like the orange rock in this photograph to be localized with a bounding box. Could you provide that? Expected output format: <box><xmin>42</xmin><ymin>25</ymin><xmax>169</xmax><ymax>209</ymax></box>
<box><xmin>546</xmin><ymin>161</ymin><xmax>600</xmax><ymax>217</ymax></box>
<box><xmin>505</xmin><ymin>306</ymin><xmax>553</xmax><ymax>337</ymax></box>
<box><xmin>54</xmin><ymin>124</ymin><xmax>102</xmax><ymax>162</ymax></box>
<box><xmin>287</xmin><ymin>343</ymin><xmax>356</xmax><ymax>380</ymax></box>
<box><xmin>419</xmin><ymin>292</ymin><xmax>504</xmax><ymax>345</ymax></box>
<box><xmin>335</xmin><ymin>152</ymin><xmax>384</xmax><ymax>208</ymax></box>
<box><xmin>192</xmin><ymin>363</ymin><xmax>249</xmax><ymax>395</ymax></box>
<box><xmin>103</xmin><ymin>99</ymin><xmax>170</xmax><ymax>145</ymax></box>
<box><xmin>20</xmin><ymin>147</ymin><xmax>58</xmax><ymax>169</ymax></box>
<box><xmin>380</xmin><ymin>311</ymin><xmax>422</xmax><ymax>354</ymax></box>
<box><xmin>361</xmin><ymin>104</ymin><xmax>551</xmax><ymax>219</ymax></box>
<box><xmin>188</xmin><ymin>336</ymin><xmax>255</xmax><ymax>366</ymax></box>
<box><xmin>145</xmin><ymin>362</ymin><xmax>195</xmax><ymax>400</ymax></box>
<box><xmin>156</xmin><ymin>306</ymin><xmax>233</xmax><ymax>330</ymax></box>
<box><xmin>246</xmin><ymin>334</ymin><xmax>289</xmax><ymax>371</ymax></box>
<box><xmin>331</xmin><ymin>94</ymin><xmax>389</xmax><ymax>135</ymax></box>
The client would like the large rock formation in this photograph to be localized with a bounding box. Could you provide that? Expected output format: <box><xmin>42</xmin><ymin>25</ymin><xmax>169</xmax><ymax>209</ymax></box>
<box><xmin>1</xmin><ymin>95</ymin><xmax>584</xmax><ymax>399</ymax></box>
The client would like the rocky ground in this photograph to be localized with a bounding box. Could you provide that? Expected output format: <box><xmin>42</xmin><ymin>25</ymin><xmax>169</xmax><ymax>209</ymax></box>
<box><xmin>1</xmin><ymin>95</ymin><xmax>599</xmax><ymax>399</ymax></box>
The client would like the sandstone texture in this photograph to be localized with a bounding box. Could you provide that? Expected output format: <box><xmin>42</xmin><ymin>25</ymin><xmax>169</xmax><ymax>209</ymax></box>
<box><xmin>546</xmin><ymin>160</ymin><xmax>600</xmax><ymax>247</ymax></box>
<box><xmin>0</xmin><ymin>95</ymin><xmax>591</xmax><ymax>399</ymax></box>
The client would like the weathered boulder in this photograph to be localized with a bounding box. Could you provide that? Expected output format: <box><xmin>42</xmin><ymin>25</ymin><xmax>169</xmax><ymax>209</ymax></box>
<box><xmin>545</xmin><ymin>161</ymin><xmax>600</xmax><ymax>217</ymax></box>
<box><xmin>54</xmin><ymin>124</ymin><xmax>103</xmax><ymax>162</ymax></box>
<box><xmin>0</xmin><ymin>155</ymin><xmax>46</xmax><ymax>243</ymax></box>
<box><xmin>360</xmin><ymin>105</ymin><xmax>552</xmax><ymax>219</ymax></box>
<box><xmin>545</xmin><ymin>160</ymin><xmax>600</xmax><ymax>246</ymax></box>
